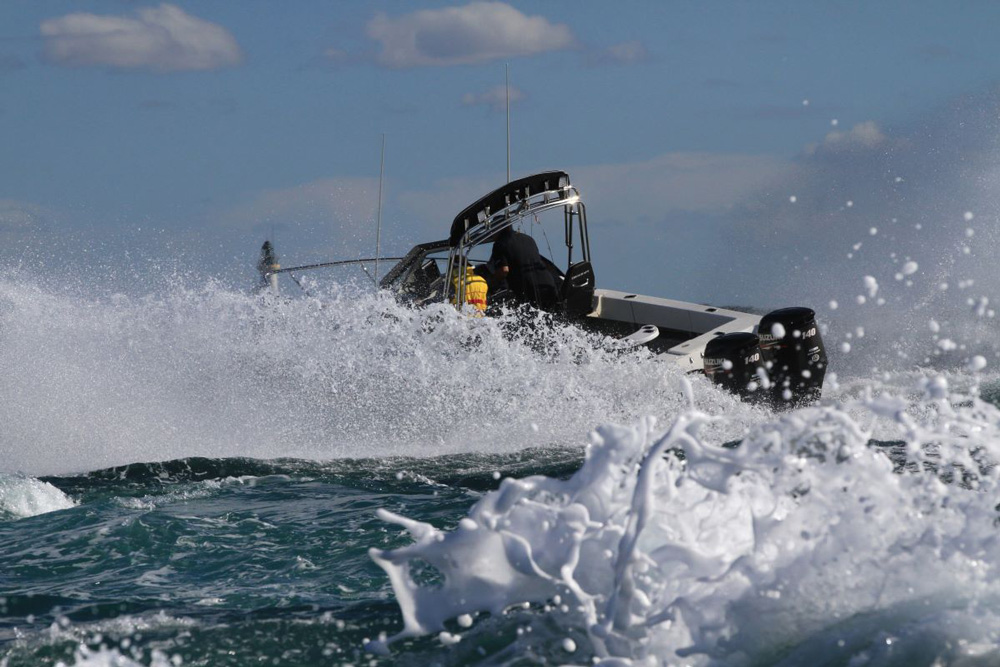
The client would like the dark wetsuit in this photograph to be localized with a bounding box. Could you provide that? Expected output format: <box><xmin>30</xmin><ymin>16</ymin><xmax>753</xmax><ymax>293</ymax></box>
<box><xmin>488</xmin><ymin>228</ymin><xmax>559</xmax><ymax>309</ymax></box>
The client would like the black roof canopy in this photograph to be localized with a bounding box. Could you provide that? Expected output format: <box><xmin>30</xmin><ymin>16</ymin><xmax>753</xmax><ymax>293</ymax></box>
<box><xmin>448</xmin><ymin>171</ymin><xmax>571</xmax><ymax>246</ymax></box>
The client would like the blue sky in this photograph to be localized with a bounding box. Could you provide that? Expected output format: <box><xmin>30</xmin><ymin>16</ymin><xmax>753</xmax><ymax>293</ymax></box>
<box><xmin>2</xmin><ymin>1</ymin><xmax>1000</xmax><ymax>302</ymax></box>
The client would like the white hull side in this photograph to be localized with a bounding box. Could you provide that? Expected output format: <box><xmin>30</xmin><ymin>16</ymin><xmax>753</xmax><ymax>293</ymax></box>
<box><xmin>589</xmin><ymin>288</ymin><xmax>761</xmax><ymax>371</ymax></box>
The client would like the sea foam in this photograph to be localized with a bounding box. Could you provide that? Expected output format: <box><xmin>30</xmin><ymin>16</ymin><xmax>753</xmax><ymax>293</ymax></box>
<box><xmin>370</xmin><ymin>379</ymin><xmax>1000</xmax><ymax>665</ymax></box>
<box><xmin>0</xmin><ymin>472</ymin><xmax>76</xmax><ymax>520</ymax></box>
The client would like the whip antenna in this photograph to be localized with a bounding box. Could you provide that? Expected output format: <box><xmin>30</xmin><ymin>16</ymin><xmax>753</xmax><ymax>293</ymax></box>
<box><xmin>374</xmin><ymin>133</ymin><xmax>385</xmax><ymax>288</ymax></box>
<box><xmin>506</xmin><ymin>63</ymin><xmax>511</xmax><ymax>184</ymax></box>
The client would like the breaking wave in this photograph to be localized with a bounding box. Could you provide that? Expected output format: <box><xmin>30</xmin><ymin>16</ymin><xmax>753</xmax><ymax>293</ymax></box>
<box><xmin>0</xmin><ymin>275</ymin><xmax>764</xmax><ymax>477</ymax></box>
<box><xmin>0</xmin><ymin>472</ymin><xmax>76</xmax><ymax>520</ymax></box>
<box><xmin>370</xmin><ymin>379</ymin><xmax>1000</xmax><ymax>665</ymax></box>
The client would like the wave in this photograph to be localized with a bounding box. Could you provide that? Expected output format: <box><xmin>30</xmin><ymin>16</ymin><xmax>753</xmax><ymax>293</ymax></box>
<box><xmin>0</xmin><ymin>472</ymin><xmax>76</xmax><ymax>520</ymax></box>
<box><xmin>369</xmin><ymin>379</ymin><xmax>1000</xmax><ymax>665</ymax></box>
<box><xmin>40</xmin><ymin>447</ymin><xmax>585</xmax><ymax>500</ymax></box>
<box><xmin>0</xmin><ymin>276</ymin><xmax>763</xmax><ymax>477</ymax></box>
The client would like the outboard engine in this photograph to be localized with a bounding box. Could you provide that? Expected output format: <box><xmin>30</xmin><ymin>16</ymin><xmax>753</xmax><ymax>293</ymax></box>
<box><xmin>703</xmin><ymin>332</ymin><xmax>767</xmax><ymax>401</ymax></box>
<box><xmin>758</xmin><ymin>307</ymin><xmax>827</xmax><ymax>407</ymax></box>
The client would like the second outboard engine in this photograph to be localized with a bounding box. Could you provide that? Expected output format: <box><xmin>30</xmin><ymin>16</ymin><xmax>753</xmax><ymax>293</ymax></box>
<box><xmin>703</xmin><ymin>332</ymin><xmax>767</xmax><ymax>401</ymax></box>
<box><xmin>758</xmin><ymin>307</ymin><xmax>827</xmax><ymax>407</ymax></box>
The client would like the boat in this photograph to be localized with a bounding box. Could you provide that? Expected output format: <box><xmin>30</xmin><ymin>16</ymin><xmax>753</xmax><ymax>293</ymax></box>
<box><xmin>260</xmin><ymin>171</ymin><xmax>828</xmax><ymax>406</ymax></box>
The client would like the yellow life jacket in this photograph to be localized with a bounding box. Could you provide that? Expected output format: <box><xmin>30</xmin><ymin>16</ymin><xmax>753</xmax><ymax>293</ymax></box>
<box><xmin>451</xmin><ymin>266</ymin><xmax>488</xmax><ymax>314</ymax></box>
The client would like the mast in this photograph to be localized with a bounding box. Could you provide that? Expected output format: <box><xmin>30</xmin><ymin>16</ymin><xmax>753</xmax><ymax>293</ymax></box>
<box><xmin>374</xmin><ymin>133</ymin><xmax>385</xmax><ymax>288</ymax></box>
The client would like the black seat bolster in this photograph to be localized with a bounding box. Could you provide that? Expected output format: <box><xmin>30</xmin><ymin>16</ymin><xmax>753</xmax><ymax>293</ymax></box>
<box><xmin>563</xmin><ymin>261</ymin><xmax>596</xmax><ymax>316</ymax></box>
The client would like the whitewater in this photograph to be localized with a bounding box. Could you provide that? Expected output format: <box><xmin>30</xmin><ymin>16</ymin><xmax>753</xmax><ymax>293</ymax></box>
<box><xmin>5</xmin><ymin>106</ymin><xmax>1000</xmax><ymax>664</ymax></box>
<box><xmin>0</xmin><ymin>263</ymin><xmax>999</xmax><ymax>666</ymax></box>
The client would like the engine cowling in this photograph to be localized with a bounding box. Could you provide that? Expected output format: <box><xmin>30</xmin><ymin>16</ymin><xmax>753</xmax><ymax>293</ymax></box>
<box><xmin>758</xmin><ymin>307</ymin><xmax>827</xmax><ymax>407</ymax></box>
<box><xmin>703</xmin><ymin>332</ymin><xmax>767</xmax><ymax>400</ymax></box>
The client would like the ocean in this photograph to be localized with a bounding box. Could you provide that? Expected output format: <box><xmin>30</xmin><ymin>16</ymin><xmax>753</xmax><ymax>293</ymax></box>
<box><xmin>2</xmin><ymin>275</ymin><xmax>1000</xmax><ymax>667</ymax></box>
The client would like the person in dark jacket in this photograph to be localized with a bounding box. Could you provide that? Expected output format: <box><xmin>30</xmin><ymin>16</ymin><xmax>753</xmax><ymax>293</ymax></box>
<box><xmin>487</xmin><ymin>226</ymin><xmax>559</xmax><ymax>310</ymax></box>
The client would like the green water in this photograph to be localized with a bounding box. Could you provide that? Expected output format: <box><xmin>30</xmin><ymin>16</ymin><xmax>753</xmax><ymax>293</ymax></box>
<box><xmin>0</xmin><ymin>449</ymin><xmax>583</xmax><ymax>666</ymax></box>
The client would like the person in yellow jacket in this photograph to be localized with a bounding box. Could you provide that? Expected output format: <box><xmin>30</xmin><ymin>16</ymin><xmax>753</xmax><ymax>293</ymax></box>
<box><xmin>450</xmin><ymin>265</ymin><xmax>488</xmax><ymax>315</ymax></box>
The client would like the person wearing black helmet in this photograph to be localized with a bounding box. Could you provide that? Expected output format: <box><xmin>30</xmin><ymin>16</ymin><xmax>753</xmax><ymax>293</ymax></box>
<box><xmin>487</xmin><ymin>226</ymin><xmax>559</xmax><ymax>310</ymax></box>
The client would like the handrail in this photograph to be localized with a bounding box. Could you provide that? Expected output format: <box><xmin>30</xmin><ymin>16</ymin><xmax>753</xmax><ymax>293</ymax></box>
<box><xmin>449</xmin><ymin>171</ymin><xmax>572</xmax><ymax>246</ymax></box>
<box><xmin>457</xmin><ymin>188</ymin><xmax>580</xmax><ymax>251</ymax></box>
<box><xmin>267</xmin><ymin>257</ymin><xmax>404</xmax><ymax>277</ymax></box>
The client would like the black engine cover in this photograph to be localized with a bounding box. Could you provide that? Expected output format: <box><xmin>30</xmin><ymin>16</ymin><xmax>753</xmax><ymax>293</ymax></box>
<box><xmin>758</xmin><ymin>307</ymin><xmax>827</xmax><ymax>407</ymax></box>
<box><xmin>703</xmin><ymin>332</ymin><xmax>767</xmax><ymax>400</ymax></box>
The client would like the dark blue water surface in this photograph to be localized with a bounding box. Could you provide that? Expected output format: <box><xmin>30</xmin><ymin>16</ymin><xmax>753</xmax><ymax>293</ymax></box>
<box><xmin>0</xmin><ymin>451</ymin><xmax>582</xmax><ymax>666</ymax></box>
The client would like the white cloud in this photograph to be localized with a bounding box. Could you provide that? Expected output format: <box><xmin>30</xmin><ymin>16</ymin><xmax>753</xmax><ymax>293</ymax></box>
<box><xmin>461</xmin><ymin>84</ymin><xmax>525</xmax><ymax>112</ymax></box>
<box><xmin>808</xmin><ymin>120</ymin><xmax>888</xmax><ymax>154</ymax></box>
<box><xmin>588</xmin><ymin>40</ymin><xmax>650</xmax><ymax>66</ymax></box>
<box><xmin>396</xmin><ymin>152</ymin><xmax>792</xmax><ymax>231</ymax></box>
<box><xmin>573</xmin><ymin>152</ymin><xmax>793</xmax><ymax>217</ymax></box>
<box><xmin>222</xmin><ymin>176</ymin><xmax>383</xmax><ymax>243</ymax></box>
<box><xmin>40</xmin><ymin>4</ymin><xmax>242</xmax><ymax>72</ymax></box>
<box><xmin>366</xmin><ymin>2</ymin><xmax>575</xmax><ymax>68</ymax></box>
<box><xmin>699</xmin><ymin>105</ymin><xmax>1000</xmax><ymax>373</ymax></box>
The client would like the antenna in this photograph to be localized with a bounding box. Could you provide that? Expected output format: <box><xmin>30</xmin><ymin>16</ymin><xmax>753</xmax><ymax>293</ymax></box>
<box><xmin>505</xmin><ymin>63</ymin><xmax>511</xmax><ymax>184</ymax></box>
<box><xmin>374</xmin><ymin>133</ymin><xmax>385</xmax><ymax>288</ymax></box>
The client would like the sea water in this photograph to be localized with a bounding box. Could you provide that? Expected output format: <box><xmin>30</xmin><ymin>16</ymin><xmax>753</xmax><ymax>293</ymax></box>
<box><xmin>1</xmin><ymin>258</ymin><xmax>1000</xmax><ymax>666</ymax></box>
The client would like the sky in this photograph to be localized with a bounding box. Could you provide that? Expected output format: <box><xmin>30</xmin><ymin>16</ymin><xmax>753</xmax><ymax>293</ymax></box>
<box><xmin>3</xmin><ymin>1</ymin><xmax>1000</xmax><ymax>304</ymax></box>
